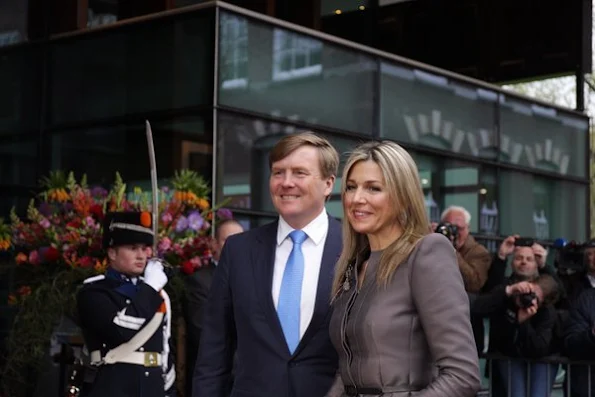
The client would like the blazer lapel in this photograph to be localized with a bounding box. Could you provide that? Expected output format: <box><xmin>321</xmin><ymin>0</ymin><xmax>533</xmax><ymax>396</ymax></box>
<box><xmin>251</xmin><ymin>221</ymin><xmax>288</xmax><ymax>353</ymax></box>
<box><xmin>293</xmin><ymin>216</ymin><xmax>342</xmax><ymax>356</ymax></box>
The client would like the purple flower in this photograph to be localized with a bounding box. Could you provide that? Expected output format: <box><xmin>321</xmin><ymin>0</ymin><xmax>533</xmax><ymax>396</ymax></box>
<box><xmin>187</xmin><ymin>211</ymin><xmax>204</xmax><ymax>231</ymax></box>
<box><xmin>38</xmin><ymin>202</ymin><xmax>52</xmax><ymax>217</ymax></box>
<box><xmin>90</xmin><ymin>186</ymin><xmax>108</xmax><ymax>198</ymax></box>
<box><xmin>216</xmin><ymin>208</ymin><xmax>233</xmax><ymax>219</ymax></box>
<box><xmin>175</xmin><ymin>216</ymin><xmax>189</xmax><ymax>232</ymax></box>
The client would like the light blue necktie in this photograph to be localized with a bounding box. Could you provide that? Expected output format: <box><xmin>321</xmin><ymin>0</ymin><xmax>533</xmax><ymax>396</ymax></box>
<box><xmin>277</xmin><ymin>229</ymin><xmax>307</xmax><ymax>354</ymax></box>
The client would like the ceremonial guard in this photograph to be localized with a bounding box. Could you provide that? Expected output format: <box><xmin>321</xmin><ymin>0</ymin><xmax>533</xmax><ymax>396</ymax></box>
<box><xmin>76</xmin><ymin>211</ymin><xmax>176</xmax><ymax>397</ymax></box>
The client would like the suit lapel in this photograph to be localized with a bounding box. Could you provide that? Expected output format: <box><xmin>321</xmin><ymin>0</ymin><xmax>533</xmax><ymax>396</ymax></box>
<box><xmin>293</xmin><ymin>216</ymin><xmax>342</xmax><ymax>356</ymax></box>
<box><xmin>251</xmin><ymin>221</ymin><xmax>288</xmax><ymax>352</ymax></box>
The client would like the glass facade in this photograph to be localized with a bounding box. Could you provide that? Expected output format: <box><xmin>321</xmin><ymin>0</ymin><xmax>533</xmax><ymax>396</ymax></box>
<box><xmin>0</xmin><ymin>3</ymin><xmax>588</xmax><ymax>238</ymax></box>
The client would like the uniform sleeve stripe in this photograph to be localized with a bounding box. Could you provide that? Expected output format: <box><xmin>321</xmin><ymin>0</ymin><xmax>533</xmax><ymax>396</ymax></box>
<box><xmin>114</xmin><ymin>309</ymin><xmax>146</xmax><ymax>325</ymax></box>
<box><xmin>113</xmin><ymin>316</ymin><xmax>143</xmax><ymax>330</ymax></box>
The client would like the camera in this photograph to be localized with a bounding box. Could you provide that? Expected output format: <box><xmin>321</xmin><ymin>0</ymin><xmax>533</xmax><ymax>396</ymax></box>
<box><xmin>553</xmin><ymin>240</ymin><xmax>594</xmax><ymax>273</ymax></box>
<box><xmin>514</xmin><ymin>237</ymin><xmax>534</xmax><ymax>247</ymax></box>
<box><xmin>517</xmin><ymin>292</ymin><xmax>537</xmax><ymax>309</ymax></box>
<box><xmin>434</xmin><ymin>222</ymin><xmax>458</xmax><ymax>246</ymax></box>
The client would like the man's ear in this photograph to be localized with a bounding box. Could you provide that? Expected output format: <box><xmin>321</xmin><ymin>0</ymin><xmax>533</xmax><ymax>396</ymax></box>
<box><xmin>107</xmin><ymin>247</ymin><xmax>117</xmax><ymax>262</ymax></box>
<box><xmin>324</xmin><ymin>175</ymin><xmax>336</xmax><ymax>197</ymax></box>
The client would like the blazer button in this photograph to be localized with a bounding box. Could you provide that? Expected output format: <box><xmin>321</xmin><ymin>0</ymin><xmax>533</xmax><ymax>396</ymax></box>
<box><xmin>126</xmin><ymin>299</ymin><xmax>131</xmax><ymax>304</ymax></box>
<box><xmin>145</xmin><ymin>371</ymin><xmax>149</xmax><ymax>377</ymax></box>
<box><xmin>139</xmin><ymin>347</ymin><xmax>144</xmax><ymax>352</ymax></box>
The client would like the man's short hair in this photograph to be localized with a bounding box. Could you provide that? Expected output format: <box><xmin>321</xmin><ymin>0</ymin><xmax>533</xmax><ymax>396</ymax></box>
<box><xmin>441</xmin><ymin>205</ymin><xmax>471</xmax><ymax>225</ymax></box>
<box><xmin>215</xmin><ymin>219</ymin><xmax>244</xmax><ymax>241</ymax></box>
<box><xmin>268</xmin><ymin>132</ymin><xmax>339</xmax><ymax>179</ymax></box>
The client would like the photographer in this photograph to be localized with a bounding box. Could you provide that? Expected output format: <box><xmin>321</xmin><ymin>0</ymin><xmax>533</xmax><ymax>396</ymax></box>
<box><xmin>563</xmin><ymin>287</ymin><xmax>595</xmax><ymax>397</ymax></box>
<box><xmin>488</xmin><ymin>246</ymin><xmax>560</xmax><ymax>397</ymax></box>
<box><xmin>437</xmin><ymin>206</ymin><xmax>491</xmax><ymax>293</ymax></box>
<box><xmin>558</xmin><ymin>240</ymin><xmax>595</xmax><ymax>306</ymax></box>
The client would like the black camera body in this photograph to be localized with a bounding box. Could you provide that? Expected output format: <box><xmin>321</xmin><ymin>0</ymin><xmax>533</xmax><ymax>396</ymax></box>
<box><xmin>517</xmin><ymin>292</ymin><xmax>537</xmax><ymax>309</ymax></box>
<box><xmin>434</xmin><ymin>222</ymin><xmax>459</xmax><ymax>246</ymax></box>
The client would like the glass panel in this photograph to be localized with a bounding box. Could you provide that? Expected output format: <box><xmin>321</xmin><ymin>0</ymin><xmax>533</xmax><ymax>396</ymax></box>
<box><xmin>499</xmin><ymin>170</ymin><xmax>587</xmax><ymax>241</ymax></box>
<box><xmin>216</xmin><ymin>112</ymin><xmax>365</xmax><ymax>214</ymax></box>
<box><xmin>412</xmin><ymin>152</ymin><xmax>497</xmax><ymax>235</ymax></box>
<box><xmin>50</xmin><ymin>117</ymin><xmax>211</xmax><ymax>186</ymax></box>
<box><xmin>50</xmin><ymin>10</ymin><xmax>214</xmax><ymax>125</ymax></box>
<box><xmin>499</xmin><ymin>95</ymin><xmax>588</xmax><ymax>178</ymax></box>
<box><xmin>381</xmin><ymin>63</ymin><xmax>498</xmax><ymax>159</ymax></box>
<box><xmin>0</xmin><ymin>47</ymin><xmax>42</xmax><ymax>134</ymax></box>
<box><xmin>218</xmin><ymin>11</ymin><xmax>377</xmax><ymax>135</ymax></box>
<box><xmin>0</xmin><ymin>0</ymin><xmax>28</xmax><ymax>47</ymax></box>
<box><xmin>0</xmin><ymin>137</ymin><xmax>38</xmax><ymax>186</ymax></box>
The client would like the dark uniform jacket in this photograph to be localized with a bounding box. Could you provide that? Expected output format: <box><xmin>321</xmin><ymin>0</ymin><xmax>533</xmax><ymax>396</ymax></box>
<box><xmin>77</xmin><ymin>268</ymin><xmax>176</xmax><ymax>397</ymax></box>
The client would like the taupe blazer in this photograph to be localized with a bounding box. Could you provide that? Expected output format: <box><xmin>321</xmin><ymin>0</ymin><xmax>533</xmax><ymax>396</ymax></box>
<box><xmin>326</xmin><ymin>233</ymin><xmax>480</xmax><ymax>397</ymax></box>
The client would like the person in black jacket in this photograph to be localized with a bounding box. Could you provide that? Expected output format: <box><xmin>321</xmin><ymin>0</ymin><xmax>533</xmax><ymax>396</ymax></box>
<box><xmin>488</xmin><ymin>246</ymin><xmax>560</xmax><ymax>397</ymax></box>
<box><xmin>563</xmin><ymin>288</ymin><xmax>595</xmax><ymax>397</ymax></box>
<box><xmin>184</xmin><ymin>219</ymin><xmax>243</xmax><ymax>396</ymax></box>
<box><xmin>77</xmin><ymin>211</ymin><xmax>175</xmax><ymax>397</ymax></box>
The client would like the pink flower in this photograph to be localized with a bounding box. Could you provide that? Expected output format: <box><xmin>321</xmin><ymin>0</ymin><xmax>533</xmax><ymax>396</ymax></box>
<box><xmin>39</xmin><ymin>218</ymin><xmax>50</xmax><ymax>229</ymax></box>
<box><xmin>190</xmin><ymin>256</ymin><xmax>201</xmax><ymax>266</ymax></box>
<box><xmin>85</xmin><ymin>216</ymin><xmax>95</xmax><ymax>227</ymax></box>
<box><xmin>28</xmin><ymin>251</ymin><xmax>40</xmax><ymax>266</ymax></box>
<box><xmin>162</xmin><ymin>213</ymin><xmax>173</xmax><ymax>224</ymax></box>
<box><xmin>158</xmin><ymin>237</ymin><xmax>172</xmax><ymax>253</ymax></box>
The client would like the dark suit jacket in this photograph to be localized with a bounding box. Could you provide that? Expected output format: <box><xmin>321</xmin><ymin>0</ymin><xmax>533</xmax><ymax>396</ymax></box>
<box><xmin>193</xmin><ymin>216</ymin><xmax>342</xmax><ymax>397</ymax></box>
<box><xmin>184</xmin><ymin>262</ymin><xmax>216</xmax><ymax>395</ymax></box>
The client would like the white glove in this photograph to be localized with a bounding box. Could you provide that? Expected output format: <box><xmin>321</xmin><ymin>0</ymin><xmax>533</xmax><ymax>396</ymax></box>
<box><xmin>144</xmin><ymin>259</ymin><xmax>168</xmax><ymax>291</ymax></box>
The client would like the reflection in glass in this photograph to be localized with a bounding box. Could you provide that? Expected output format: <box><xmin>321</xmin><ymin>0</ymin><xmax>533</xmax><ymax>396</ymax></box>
<box><xmin>216</xmin><ymin>112</ymin><xmax>364</xmax><ymax>216</ymax></box>
<box><xmin>88</xmin><ymin>0</ymin><xmax>119</xmax><ymax>27</ymax></box>
<box><xmin>220</xmin><ymin>13</ymin><xmax>248</xmax><ymax>89</ymax></box>
<box><xmin>413</xmin><ymin>152</ymin><xmax>497</xmax><ymax>235</ymax></box>
<box><xmin>499</xmin><ymin>96</ymin><xmax>588</xmax><ymax>178</ymax></box>
<box><xmin>381</xmin><ymin>63</ymin><xmax>497</xmax><ymax>159</ymax></box>
<box><xmin>218</xmin><ymin>11</ymin><xmax>376</xmax><ymax>135</ymax></box>
<box><xmin>499</xmin><ymin>171</ymin><xmax>586</xmax><ymax>241</ymax></box>
<box><xmin>0</xmin><ymin>0</ymin><xmax>28</xmax><ymax>47</ymax></box>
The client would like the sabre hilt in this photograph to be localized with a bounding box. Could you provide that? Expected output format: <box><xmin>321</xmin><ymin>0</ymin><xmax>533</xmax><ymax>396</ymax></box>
<box><xmin>147</xmin><ymin>257</ymin><xmax>177</xmax><ymax>278</ymax></box>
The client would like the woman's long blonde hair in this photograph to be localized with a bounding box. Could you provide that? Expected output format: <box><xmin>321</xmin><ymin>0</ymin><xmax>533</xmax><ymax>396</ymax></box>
<box><xmin>331</xmin><ymin>141</ymin><xmax>430</xmax><ymax>296</ymax></box>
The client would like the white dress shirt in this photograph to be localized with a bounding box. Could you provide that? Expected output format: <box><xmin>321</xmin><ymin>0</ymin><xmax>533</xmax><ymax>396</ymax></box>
<box><xmin>272</xmin><ymin>209</ymin><xmax>329</xmax><ymax>339</ymax></box>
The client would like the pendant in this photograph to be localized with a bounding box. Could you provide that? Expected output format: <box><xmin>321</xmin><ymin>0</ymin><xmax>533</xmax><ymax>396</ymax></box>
<box><xmin>342</xmin><ymin>279</ymin><xmax>350</xmax><ymax>291</ymax></box>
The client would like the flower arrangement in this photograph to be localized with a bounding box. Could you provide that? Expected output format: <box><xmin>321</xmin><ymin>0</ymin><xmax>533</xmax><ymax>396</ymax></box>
<box><xmin>0</xmin><ymin>169</ymin><xmax>232</xmax><ymax>397</ymax></box>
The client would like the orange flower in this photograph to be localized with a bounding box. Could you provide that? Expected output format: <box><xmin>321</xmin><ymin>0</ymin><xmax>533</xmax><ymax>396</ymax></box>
<box><xmin>7</xmin><ymin>294</ymin><xmax>16</xmax><ymax>306</ymax></box>
<box><xmin>94</xmin><ymin>259</ymin><xmax>107</xmax><ymax>274</ymax></box>
<box><xmin>197</xmin><ymin>199</ymin><xmax>210</xmax><ymax>210</ymax></box>
<box><xmin>15</xmin><ymin>252</ymin><xmax>27</xmax><ymax>264</ymax></box>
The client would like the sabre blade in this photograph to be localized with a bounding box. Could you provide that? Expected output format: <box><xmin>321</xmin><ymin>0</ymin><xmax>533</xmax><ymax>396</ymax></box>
<box><xmin>145</xmin><ymin>120</ymin><xmax>159</xmax><ymax>255</ymax></box>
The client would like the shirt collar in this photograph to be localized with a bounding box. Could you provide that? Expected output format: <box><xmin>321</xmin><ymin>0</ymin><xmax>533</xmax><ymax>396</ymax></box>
<box><xmin>106</xmin><ymin>267</ymin><xmax>138</xmax><ymax>284</ymax></box>
<box><xmin>277</xmin><ymin>208</ymin><xmax>328</xmax><ymax>247</ymax></box>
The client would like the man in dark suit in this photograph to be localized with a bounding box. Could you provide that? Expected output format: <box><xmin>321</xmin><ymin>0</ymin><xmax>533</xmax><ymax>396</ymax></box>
<box><xmin>184</xmin><ymin>219</ymin><xmax>244</xmax><ymax>396</ymax></box>
<box><xmin>193</xmin><ymin>132</ymin><xmax>342</xmax><ymax>397</ymax></box>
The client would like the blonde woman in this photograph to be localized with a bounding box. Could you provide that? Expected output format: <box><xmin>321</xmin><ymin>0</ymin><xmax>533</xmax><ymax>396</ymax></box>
<box><xmin>326</xmin><ymin>141</ymin><xmax>480</xmax><ymax>397</ymax></box>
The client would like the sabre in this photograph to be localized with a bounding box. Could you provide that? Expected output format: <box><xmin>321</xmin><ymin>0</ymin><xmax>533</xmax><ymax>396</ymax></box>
<box><xmin>145</xmin><ymin>120</ymin><xmax>159</xmax><ymax>256</ymax></box>
<box><xmin>145</xmin><ymin>120</ymin><xmax>176</xmax><ymax>276</ymax></box>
